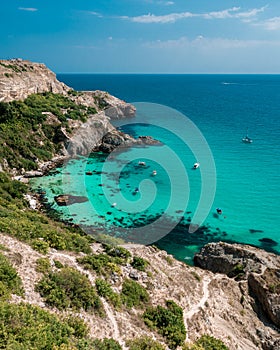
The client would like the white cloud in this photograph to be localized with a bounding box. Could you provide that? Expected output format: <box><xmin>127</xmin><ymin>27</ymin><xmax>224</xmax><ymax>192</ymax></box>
<box><xmin>88</xmin><ymin>11</ymin><xmax>103</xmax><ymax>18</ymax></box>
<box><xmin>123</xmin><ymin>6</ymin><xmax>266</xmax><ymax>24</ymax></box>
<box><xmin>145</xmin><ymin>0</ymin><xmax>174</xmax><ymax>5</ymax></box>
<box><xmin>254</xmin><ymin>16</ymin><xmax>280</xmax><ymax>30</ymax></box>
<box><xmin>144</xmin><ymin>36</ymin><xmax>280</xmax><ymax>50</ymax></box>
<box><xmin>127</xmin><ymin>12</ymin><xmax>194</xmax><ymax>23</ymax></box>
<box><xmin>18</xmin><ymin>7</ymin><xmax>38</xmax><ymax>12</ymax></box>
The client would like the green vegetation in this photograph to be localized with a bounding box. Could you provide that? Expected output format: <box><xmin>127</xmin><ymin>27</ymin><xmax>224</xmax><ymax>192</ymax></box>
<box><xmin>183</xmin><ymin>335</ymin><xmax>229</xmax><ymax>350</ymax></box>
<box><xmin>0</xmin><ymin>62</ymin><xmax>23</xmax><ymax>72</ymax></box>
<box><xmin>126</xmin><ymin>336</ymin><xmax>166</xmax><ymax>350</ymax></box>
<box><xmin>0</xmin><ymin>252</ymin><xmax>24</xmax><ymax>300</ymax></box>
<box><xmin>36</xmin><ymin>267</ymin><xmax>103</xmax><ymax>314</ymax></box>
<box><xmin>0</xmin><ymin>301</ymin><xmax>121</xmax><ymax>350</ymax></box>
<box><xmin>0</xmin><ymin>172</ymin><xmax>94</xmax><ymax>254</ymax></box>
<box><xmin>54</xmin><ymin>259</ymin><xmax>64</xmax><ymax>269</ymax></box>
<box><xmin>121</xmin><ymin>279</ymin><xmax>149</xmax><ymax>308</ymax></box>
<box><xmin>95</xmin><ymin>278</ymin><xmax>121</xmax><ymax>309</ymax></box>
<box><xmin>228</xmin><ymin>263</ymin><xmax>245</xmax><ymax>280</ymax></box>
<box><xmin>103</xmin><ymin>244</ymin><xmax>132</xmax><ymax>262</ymax></box>
<box><xmin>131</xmin><ymin>256</ymin><xmax>149</xmax><ymax>271</ymax></box>
<box><xmin>77</xmin><ymin>245</ymin><xmax>132</xmax><ymax>278</ymax></box>
<box><xmin>0</xmin><ymin>92</ymin><xmax>97</xmax><ymax>170</ymax></box>
<box><xmin>83</xmin><ymin>338</ymin><xmax>122</xmax><ymax>350</ymax></box>
<box><xmin>35</xmin><ymin>257</ymin><xmax>52</xmax><ymax>274</ymax></box>
<box><xmin>143</xmin><ymin>300</ymin><xmax>186</xmax><ymax>349</ymax></box>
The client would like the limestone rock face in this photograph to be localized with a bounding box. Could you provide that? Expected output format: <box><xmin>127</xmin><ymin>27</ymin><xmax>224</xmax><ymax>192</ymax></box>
<box><xmin>194</xmin><ymin>242</ymin><xmax>264</xmax><ymax>277</ymax></box>
<box><xmin>71</xmin><ymin>90</ymin><xmax>136</xmax><ymax>119</ymax></box>
<box><xmin>248</xmin><ymin>268</ymin><xmax>280</xmax><ymax>328</ymax></box>
<box><xmin>194</xmin><ymin>242</ymin><xmax>280</xmax><ymax>329</ymax></box>
<box><xmin>0</xmin><ymin>59</ymin><xmax>70</xmax><ymax>102</ymax></box>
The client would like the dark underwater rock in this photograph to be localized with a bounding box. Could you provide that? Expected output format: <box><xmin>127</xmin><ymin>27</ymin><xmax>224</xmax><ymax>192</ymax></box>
<box><xmin>54</xmin><ymin>194</ymin><xmax>88</xmax><ymax>206</ymax></box>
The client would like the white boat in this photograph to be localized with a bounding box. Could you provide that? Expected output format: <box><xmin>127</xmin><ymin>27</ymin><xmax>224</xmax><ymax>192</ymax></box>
<box><xmin>242</xmin><ymin>129</ymin><xmax>253</xmax><ymax>143</ymax></box>
<box><xmin>193</xmin><ymin>162</ymin><xmax>200</xmax><ymax>169</ymax></box>
<box><xmin>152</xmin><ymin>170</ymin><xmax>157</xmax><ymax>176</ymax></box>
<box><xmin>138</xmin><ymin>161</ymin><xmax>146</xmax><ymax>166</ymax></box>
<box><xmin>242</xmin><ymin>135</ymin><xmax>253</xmax><ymax>143</ymax></box>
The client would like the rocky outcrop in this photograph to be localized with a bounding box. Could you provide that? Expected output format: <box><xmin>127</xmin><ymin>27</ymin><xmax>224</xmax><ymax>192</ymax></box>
<box><xmin>98</xmin><ymin>131</ymin><xmax>160</xmax><ymax>153</ymax></box>
<box><xmin>194</xmin><ymin>242</ymin><xmax>280</xmax><ymax>331</ymax></box>
<box><xmin>54</xmin><ymin>194</ymin><xmax>89</xmax><ymax>206</ymax></box>
<box><xmin>194</xmin><ymin>242</ymin><xmax>264</xmax><ymax>278</ymax></box>
<box><xmin>248</xmin><ymin>268</ymin><xmax>280</xmax><ymax>329</ymax></box>
<box><xmin>70</xmin><ymin>90</ymin><xmax>136</xmax><ymax>119</ymax></box>
<box><xmin>0</xmin><ymin>59</ymin><xmax>70</xmax><ymax>102</ymax></box>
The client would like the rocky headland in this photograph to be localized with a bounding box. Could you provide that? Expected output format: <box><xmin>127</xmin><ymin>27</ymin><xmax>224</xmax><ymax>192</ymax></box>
<box><xmin>0</xmin><ymin>59</ymin><xmax>158</xmax><ymax>175</ymax></box>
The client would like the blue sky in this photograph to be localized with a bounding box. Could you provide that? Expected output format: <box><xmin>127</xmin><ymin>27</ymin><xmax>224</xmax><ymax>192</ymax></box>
<box><xmin>1</xmin><ymin>1</ymin><xmax>280</xmax><ymax>73</ymax></box>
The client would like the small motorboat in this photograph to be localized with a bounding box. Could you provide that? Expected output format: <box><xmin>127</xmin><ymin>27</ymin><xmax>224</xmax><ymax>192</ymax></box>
<box><xmin>152</xmin><ymin>170</ymin><xmax>157</xmax><ymax>176</ymax></box>
<box><xmin>138</xmin><ymin>161</ymin><xmax>146</xmax><ymax>166</ymax></box>
<box><xmin>193</xmin><ymin>162</ymin><xmax>200</xmax><ymax>169</ymax></box>
<box><xmin>242</xmin><ymin>135</ymin><xmax>253</xmax><ymax>143</ymax></box>
<box><xmin>216</xmin><ymin>208</ymin><xmax>222</xmax><ymax>215</ymax></box>
<box><xmin>242</xmin><ymin>129</ymin><xmax>253</xmax><ymax>143</ymax></box>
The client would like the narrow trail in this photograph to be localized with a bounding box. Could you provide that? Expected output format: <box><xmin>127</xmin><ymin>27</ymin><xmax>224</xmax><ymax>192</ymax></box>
<box><xmin>102</xmin><ymin>300</ymin><xmax>120</xmax><ymax>340</ymax></box>
<box><xmin>184</xmin><ymin>275</ymin><xmax>211</xmax><ymax>321</ymax></box>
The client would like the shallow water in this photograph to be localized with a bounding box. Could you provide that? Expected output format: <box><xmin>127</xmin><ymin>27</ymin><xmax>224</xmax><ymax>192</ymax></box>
<box><xmin>31</xmin><ymin>74</ymin><xmax>280</xmax><ymax>262</ymax></box>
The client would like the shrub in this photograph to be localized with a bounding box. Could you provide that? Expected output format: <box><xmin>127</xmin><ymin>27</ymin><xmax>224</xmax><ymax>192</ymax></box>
<box><xmin>36</xmin><ymin>267</ymin><xmax>104</xmax><ymax>314</ymax></box>
<box><xmin>127</xmin><ymin>336</ymin><xmax>166</xmax><ymax>350</ymax></box>
<box><xmin>103</xmin><ymin>245</ymin><xmax>132</xmax><ymax>262</ymax></box>
<box><xmin>183</xmin><ymin>335</ymin><xmax>229</xmax><ymax>350</ymax></box>
<box><xmin>95</xmin><ymin>278</ymin><xmax>121</xmax><ymax>309</ymax></box>
<box><xmin>35</xmin><ymin>257</ymin><xmax>51</xmax><ymax>274</ymax></box>
<box><xmin>121</xmin><ymin>279</ymin><xmax>149</xmax><ymax>308</ymax></box>
<box><xmin>31</xmin><ymin>238</ymin><xmax>50</xmax><ymax>254</ymax></box>
<box><xmin>143</xmin><ymin>300</ymin><xmax>186</xmax><ymax>349</ymax></box>
<box><xmin>54</xmin><ymin>260</ymin><xmax>64</xmax><ymax>269</ymax></box>
<box><xmin>77</xmin><ymin>253</ymin><xmax>123</xmax><ymax>276</ymax></box>
<box><xmin>76</xmin><ymin>338</ymin><xmax>122</xmax><ymax>350</ymax></box>
<box><xmin>0</xmin><ymin>252</ymin><xmax>23</xmax><ymax>300</ymax></box>
<box><xmin>0</xmin><ymin>301</ymin><xmax>93</xmax><ymax>349</ymax></box>
<box><xmin>131</xmin><ymin>256</ymin><xmax>149</xmax><ymax>271</ymax></box>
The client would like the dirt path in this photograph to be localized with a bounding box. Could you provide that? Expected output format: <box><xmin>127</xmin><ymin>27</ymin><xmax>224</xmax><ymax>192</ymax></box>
<box><xmin>184</xmin><ymin>275</ymin><xmax>211</xmax><ymax>321</ymax></box>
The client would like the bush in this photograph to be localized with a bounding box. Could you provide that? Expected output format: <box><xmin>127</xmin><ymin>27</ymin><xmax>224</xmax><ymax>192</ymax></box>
<box><xmin>95</xmin><ymin>278</ymin><xmax>121</xmax><ymax>309</ymax></box>
<box><xmin>31</xmin><ymin>238</ymin><xmax>50</xmax><ymax>254</ymax></box>
<box><xmin>143</xmin><ymin>300</ymin><xmax>186</xmax><ymax>349</ymax></box>
<box><xmin>54</xmin><ymin>260</ymin><xmax>64</xmax><ymax>269</ymax></box>
<box><xmin>36</xmin><ymin>267</ymin><xmax>104</xmax><ymax>314</ymax></box>
<box><xmin>103</xmin><ymin>245</ymin><xmax>132</xmax><ymax>262</ymax></box>
<box><xmin>76</xmin><ymin>338</ymin><xmax>122</xmax><ymax>350</ymax></box>
<box><xmin>127</xmin><ymin>336</ymin><xmax>166</xmax><ymax>350</ymax></box>
<box><xmin>0</xmin><ymin>301</ymin><xmax>93</xmax><ymax>349</ymax></box>
<box><xmin>77</xmin><ymin>253</ymin><xmax>122</xmax><ymax>276</ymax></box>
<box><xmin>0</xmin><ymin>252</ymin><xmax>23</xmax><ymax>300</ymax></box>
<box><xmin>183</xmin><ymin>335</ymin><xmax>229</xmax><ymax>350</ymax></box>
<box><xmin>131</xmin><ymin>256</ymin><xmax>149</xmax><ymax>271</ymax></box>
<box><xmin>35</xmin><ymin>257</ymin><xmax>51</xmax><ymax>274</ymax></box>
<box><xmin>121</xmin><ymin>279</ymin><xmax>149</xmax><ymax>308</ymax></box>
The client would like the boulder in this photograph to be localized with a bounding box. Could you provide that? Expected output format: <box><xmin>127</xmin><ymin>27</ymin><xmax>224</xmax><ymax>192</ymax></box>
<box><xmin>54</xmin><ymin>194</ymin><xmax>88</xmax><ymax>206</ymax></box>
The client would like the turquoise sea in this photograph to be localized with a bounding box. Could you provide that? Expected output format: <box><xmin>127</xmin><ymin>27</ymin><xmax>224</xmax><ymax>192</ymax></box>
<box><xmin>31</xmin><ymin>74</ymin><xmax>280</xmax><ymax>262</ymax></box>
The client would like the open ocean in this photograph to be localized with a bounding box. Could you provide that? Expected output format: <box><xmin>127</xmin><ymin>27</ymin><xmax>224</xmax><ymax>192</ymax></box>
<box><xmin>32</xmin><ymin>74</ymin><xmax>280</xmax><ymax>262</ymax></box>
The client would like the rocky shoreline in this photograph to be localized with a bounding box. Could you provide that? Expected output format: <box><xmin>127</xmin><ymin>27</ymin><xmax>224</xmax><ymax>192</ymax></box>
<box><xmin>194</xmin><ymin>241</ymin><xmax>280</xmax><ymax>338</ymax></box>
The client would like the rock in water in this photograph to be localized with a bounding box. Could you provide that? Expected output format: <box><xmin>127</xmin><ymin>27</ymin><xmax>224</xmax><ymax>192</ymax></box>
<box><xmin>54</xmin><ymin>194</ymin><xmax>88</xmax><ymax>206</ymax></box>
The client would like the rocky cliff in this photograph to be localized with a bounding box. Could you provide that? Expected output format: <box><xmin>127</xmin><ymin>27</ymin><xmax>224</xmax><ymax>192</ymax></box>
<box><xmin>0</xmin><ymin>59</ymin><xmax>136</xmax><ymax>120</ymax></box>
<box><xmin>0</xmin><ymin>59</ymin><xmax>70</xmax><ymax>102</ymax></box>
<box><xmin>194</xmin><ymin>241</ymin><xmax>280</xmax><ymax>347</ymax></box>
<box><xmin>0</xmin><ymin>59</ymin><xmax>143</xmax><ymax>172</ymax></box>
